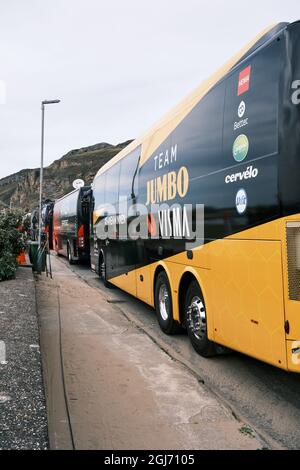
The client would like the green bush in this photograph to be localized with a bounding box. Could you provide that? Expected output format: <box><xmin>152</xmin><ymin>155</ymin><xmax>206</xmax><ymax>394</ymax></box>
<box><xmin>0</xmin><ymin>210</ymin><xmax>26</xmax><ymax>281</ymax></box>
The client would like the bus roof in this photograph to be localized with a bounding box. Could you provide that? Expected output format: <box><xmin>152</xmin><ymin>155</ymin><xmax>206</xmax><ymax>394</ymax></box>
<box><xmin>54</xmin><ymin>186</ymin><xmax>90</xmax><ymax>204</ymax></box>
<box><xmin>94</xmin><ymin>22</ymin><xmax>289</xmax><ymax>181</ymax></box>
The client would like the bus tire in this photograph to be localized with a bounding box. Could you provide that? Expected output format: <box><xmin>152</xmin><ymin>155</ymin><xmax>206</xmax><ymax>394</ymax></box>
<box><xmin>67</xmin><ymin>242</ymin><xmax>74</xmax><ymax>265</ymax></box>
<box><xmin>155</xmin><ymin>271</ymin><xmax>181</xmax><ymax>335</ymax></box>
<box><xmin>184</xmin><ymin>280</ymin><xmax>217</xmax><ymax>357</ymax></box>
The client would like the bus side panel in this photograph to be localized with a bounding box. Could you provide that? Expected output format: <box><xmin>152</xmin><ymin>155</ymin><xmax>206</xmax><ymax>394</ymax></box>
<box><xmin>110</xmin><ymin>270</ymin><xmax>137</xmax><ymax>297</ymax></box>
<box><xmin>210</xmin><ymin>238</ymin><xmax>287</xmax><ymax>369</ymax></box>
<box><xmin>136</xmin><ymin>265</ymin><xmax>153</xmax><ymax>305</ymax></box>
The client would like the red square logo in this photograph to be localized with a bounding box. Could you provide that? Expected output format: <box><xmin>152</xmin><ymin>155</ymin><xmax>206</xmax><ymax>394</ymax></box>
<box><xmin>237</xmin><ymin>65</ymin><xmax>251</xmax><ymax>96</ymax></box>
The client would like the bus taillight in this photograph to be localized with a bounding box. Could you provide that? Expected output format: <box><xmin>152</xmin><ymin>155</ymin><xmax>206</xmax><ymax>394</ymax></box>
<box><xmin>78</xmin><ymin>224</ymin><xmax>85</xmax><ymax>248</ymax></box>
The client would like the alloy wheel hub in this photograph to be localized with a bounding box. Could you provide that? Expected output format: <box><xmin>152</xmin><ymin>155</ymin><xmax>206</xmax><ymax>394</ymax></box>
<box><xmin>186</xmin><ymin>296</ymin><xmax>206</xmax><ymax>340</ymax></box>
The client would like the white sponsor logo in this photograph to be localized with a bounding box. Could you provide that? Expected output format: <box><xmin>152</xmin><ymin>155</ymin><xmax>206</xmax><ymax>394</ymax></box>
<box><xmin>72</xmin><ymin>179</ymin><xmax>85</xmax><ymax>190</ymax></box>
<box><xmin>158</xmin><ymin>206</ymin><xmax>190</xmax><ymax>239</ymax></box>
<box><xmin>238</xmin><ymin>100</ymin><xmax>246</xmax><ymax>118</ymax></box>
<box><xmin>291</xmin><ymin>80</ymin><xmax>300</xmax><ymax>105</ymax></box>
<box><xmin>154</xmin><ymin>144</ymin><xmax>177</xmax><ymax>171</ymax></box>
<box><xmin>225</xmin><ymin>166</ymin><xmax>258</xmax><ymax>184</ymax></box>
<box><xmin>234</xmin><ymin>101</ymin><xmax>248</xmax><ymax>130</ymax></box>
<box><xmin>234</xmin><ymin>118</ymin><xmax>249</xmax><ymax>131</ymax></box>
<box><xmin>105</xmin><ymin>214</ymin><xmax>126</xmax><ymax>226</ymax></box>
<box><xmin>235</xmin><ymin>189</ymin><xmax>247</xmax><ymax>215</ymax></box>
<box><xmin>292</xmin><ymin>341</ymin><xmax>300</xmax><ymax>365</ymax></box>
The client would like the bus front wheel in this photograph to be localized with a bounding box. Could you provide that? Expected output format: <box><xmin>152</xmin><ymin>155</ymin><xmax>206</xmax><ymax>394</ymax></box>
<box><xmin>155</xmin><ymin>271</ymin><xmax>181</xmax><ymax>335</ymax></box>
<box><xmin>184</xmin><ymin>280</ymin><xmax>217</xmax><ymax>357</ymax></box>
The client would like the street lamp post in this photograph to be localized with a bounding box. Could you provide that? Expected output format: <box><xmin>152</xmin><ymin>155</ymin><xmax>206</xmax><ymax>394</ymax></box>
<box><xmin>38</xmin><ymin>99</ymin><xmax>60</xmax><ymax>250</ymax></box>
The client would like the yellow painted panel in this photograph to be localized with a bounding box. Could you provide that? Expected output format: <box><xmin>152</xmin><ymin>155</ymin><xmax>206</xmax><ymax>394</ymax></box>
<box><xmin>136</xmin><ymin>265</ymin><xmax>153</xmax><ymax>306</ymax></box>
<box><xmin>229</xmin><ymin>218</ymin><xmax>282</xmax><ymax>241</ymax></box>
<box><xmin>211</xmin><ymin>239</ymin><xmax>287</xmax><ymax>369</ymax></box>
<box><xmin>166</xmin><ymin>243</ymin><xmax>211</xmax><ymax>269</ymax></box>
<box><xmin>110</xmin><ymin>270</ymin><xmax>137</xmax><ymax>297</ymax></box>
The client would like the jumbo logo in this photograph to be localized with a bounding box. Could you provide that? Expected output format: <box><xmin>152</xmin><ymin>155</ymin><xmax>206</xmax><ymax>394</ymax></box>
<box><xmin>146</xmin><ymin>144</ymin><xmax>189</xmax><ymax>205</ymax></box>
<box><xmin>146</xmin><ymin>167</ymin><xmax>189</xmax><ymax>205</ymax></box>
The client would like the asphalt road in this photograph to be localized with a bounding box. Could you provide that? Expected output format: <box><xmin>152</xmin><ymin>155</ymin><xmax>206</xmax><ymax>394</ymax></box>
<box><xmin>55</xmin><ymin>256</ymin><xmax>300</xmax><ymax>450</ymax></box>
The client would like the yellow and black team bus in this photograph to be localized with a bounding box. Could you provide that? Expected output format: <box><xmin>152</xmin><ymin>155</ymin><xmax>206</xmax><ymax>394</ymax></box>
<box><xmin>91</xmin><ymin>21</ymin><xmax>300</xmax><ymax>372</ymax></box>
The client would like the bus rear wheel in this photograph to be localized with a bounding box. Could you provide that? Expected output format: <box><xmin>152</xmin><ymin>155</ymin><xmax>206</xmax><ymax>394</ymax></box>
<box><xmin>67</xmin><ymin>242</ymin><xmax>74</xmax><ymax>265</ymax></box>
<box><xmin>184</xmin><ymin>280</ymin><xmax>217</xmax><ymax>357</ymax></box>
<box><xmin>155</xmin><ymin>271</ymin><xmax>181</xmax><ymax>335</ymax></box>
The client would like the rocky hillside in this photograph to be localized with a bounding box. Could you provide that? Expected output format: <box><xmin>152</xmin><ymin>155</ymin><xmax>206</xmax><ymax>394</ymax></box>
<box><xmin>0</xmin><ymin>140</ymin><xmax>133</xmax><ymax>211</ymax></box>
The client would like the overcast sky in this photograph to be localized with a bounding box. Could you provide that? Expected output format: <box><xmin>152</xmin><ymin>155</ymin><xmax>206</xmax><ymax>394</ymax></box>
<box><xmin>0</xmin><ymin>0</ymin><xmax>298</xmax><ymax>179</ymax></box>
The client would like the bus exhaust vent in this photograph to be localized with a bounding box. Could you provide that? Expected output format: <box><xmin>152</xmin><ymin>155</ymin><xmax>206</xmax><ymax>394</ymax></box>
<box><xmin>286</xmin><ymin>222</ymin><xmax>300</xmax><ymax>301</ymax></box>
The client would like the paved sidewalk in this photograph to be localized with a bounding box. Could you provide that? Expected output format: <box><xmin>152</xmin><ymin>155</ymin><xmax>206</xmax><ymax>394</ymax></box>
<box><xmin>36</xmin><ymin>255</ymin><xmax>263</xmax><ymax>450</ymax></box>
<box><xmin>0</xmin><ymin>267</ymin><xmax>48</xmax><ymax>450</ymax></box>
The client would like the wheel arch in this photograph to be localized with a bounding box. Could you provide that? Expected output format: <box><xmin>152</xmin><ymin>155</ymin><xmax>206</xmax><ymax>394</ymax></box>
<box><xmin>178</xmin><ymin>267</ymin><xmax>209</xmax><ymax>327</ymax></box>
<box><xmin>153</xmin><ymin>262</ymin><xmax>175</xmax><ymax>310</ymax></box>
<box><xmin>153</xmin><ymin>263</ymin><xmax>209</xmax><ymax>326</ymax></box>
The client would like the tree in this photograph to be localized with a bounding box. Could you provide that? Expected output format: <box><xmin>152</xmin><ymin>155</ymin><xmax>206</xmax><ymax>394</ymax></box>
<box><xmin>0</xmin><ymin>210</ymin><xmax>27</xmax><ymax>281</ymax></box>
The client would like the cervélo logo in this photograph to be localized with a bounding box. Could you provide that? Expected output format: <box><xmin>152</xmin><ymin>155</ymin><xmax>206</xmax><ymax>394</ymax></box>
<box><xmin>238</xmin><ymin>65</ymin><xmax>251</xmax><ymax>96</ymax></box>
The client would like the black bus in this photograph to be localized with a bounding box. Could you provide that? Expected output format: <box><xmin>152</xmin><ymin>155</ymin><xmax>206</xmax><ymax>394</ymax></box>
<box><xmin>53</xmin><ymin>186</ymin><xmax>92</xmax><ymax>264</ymax></box>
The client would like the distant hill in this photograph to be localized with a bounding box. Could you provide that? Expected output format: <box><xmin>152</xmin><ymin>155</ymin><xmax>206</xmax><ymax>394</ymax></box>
<box><xmin>0</xmin><ymin>140</ymin><xmax>133</xmax><ymax>211</ymax></box>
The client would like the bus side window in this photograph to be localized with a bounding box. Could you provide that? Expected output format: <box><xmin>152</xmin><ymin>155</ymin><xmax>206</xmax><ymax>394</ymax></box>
<box><xmin>105</xmin><ymin>163</ymin><xmax>120</xmax><ymax>205</ymax></box>
<box><xmin>94</xmin><ymin>174</ymin><xmax>106</xmax><ymax>205</ymax></box>
<box><xmin>119</xmin><ymin>147</ymin><xmax>140</xmax><ymax>201</ymax></box>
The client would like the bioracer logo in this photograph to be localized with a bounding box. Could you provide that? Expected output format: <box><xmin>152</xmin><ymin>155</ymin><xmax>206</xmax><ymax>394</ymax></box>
<box><xmin>235</xmin><ymin>189</ymin><xmax>247</xmax><ymax>215</ymax></box>
<box><xmin>238</xmin><ymin>66</ymin><xmax>251</xmax><ymax>96</ymax></box>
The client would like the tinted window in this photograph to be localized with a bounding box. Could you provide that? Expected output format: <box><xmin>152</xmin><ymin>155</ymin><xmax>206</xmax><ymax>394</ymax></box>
<box><xmin>170</xmin><ymin>81</ymin><xmax>225</xmax><ymax>179</ymax></box>
<box><xmin>105</xmin><ymin>163</ymin><xmax>120</xmax><ymax>204</ymax></box>
<box><xmin>59</xmin><ymin>190</ymin><xmax>78</xmax><ymax>217</ymax></box>
<box><xmin>93</xmin><ymin>173</ymin><xmax>106</xmax><ymax>208</ymax></box>
<box><xmin>119</xmin><ymin>147</ymin><xmax>140</xmax><ymax>200</ymax></box>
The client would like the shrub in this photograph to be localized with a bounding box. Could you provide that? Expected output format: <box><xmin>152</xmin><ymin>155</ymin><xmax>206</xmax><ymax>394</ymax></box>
<box><xmin>0</xmin><ymin>210</ymin><xmax>27</xmax><ymax>281</ymax></box>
